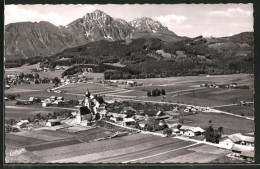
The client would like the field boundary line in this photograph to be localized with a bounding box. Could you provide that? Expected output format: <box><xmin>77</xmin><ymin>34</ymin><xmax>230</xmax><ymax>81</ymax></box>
<box><xmin>123</xmin><ymin>142</ymin><xmax>199</xmax><ymax>163</ymax></box>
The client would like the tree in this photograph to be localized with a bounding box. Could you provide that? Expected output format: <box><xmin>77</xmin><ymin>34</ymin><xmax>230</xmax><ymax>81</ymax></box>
<box><xmin>94</xmin><ymin>95</ymin><xmax>105</xmax><ymax>104</ymax></box>
<box><xmin>19</xmin><ymin>72</ymin><xmax>24</xmax><ymax>79</ymax></box>
<box><xmin>205</xmin><ymin>126</ymin><xmax>215</xmax><ymax>142</ymax></box>
<box><xmin>53</xmin><ymin>77</ymin><xmax>61</xmax><ymax>86</ymax></box>
<box><xmin>161</xmin><ymin>89</ymin><xmax>166</xmax><ymax>95</ymax></box>
<box><xmin>152</xmin><ymin>89</ymin><xmax>157</xmax><ymax>96</ymax></box>
<box><xmin>155</xmin><ymin>89</ymin><xmax>161</xmax><ymax>96</ymax></box>
<box><xmin>209</xmin><ymin>120</ymin><xmax>212</xmax><ymax>125</ymax></box>
<box><xmin>9</xmin><ymin>119</ymin><xmax>16</xmax><ymax>125</ymax></box>
<box><xmin>34</xmin><ymin>73</ymin><xmax>40</xmax><ymax>79</ymax></box>
<box><xmin>178</xmin><ymin>118</ymin><xmax>184</xmax><ymax>125</ymax></box>
<box><xmin>147</xmin><ymin>91</ymin><xmax>151</xmax><ymax>97</ymax></box>
<box><xmin>35</xmin><ymin>79</ymin><xmax>40</xmax><ymax>84</ymax></box>
<box><xmin>163</xmin><ymin>128</ymin><xmax>173</xmax><ymax>137</ymax></box>
<box><xmin>205</xmin><ymin>126</ymin><xmax>222</xmax><ymax>144</ymax></box>
<box><xmin>218</xmin><ymin>126</ymin><xmax>224</xmax><ymax>134</ymax></box>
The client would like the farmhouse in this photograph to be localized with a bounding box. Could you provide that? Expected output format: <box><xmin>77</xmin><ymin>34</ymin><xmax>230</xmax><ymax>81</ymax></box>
<box><xmin>231</xmin><ymin>144</ymin><xmax>254</xmax><ymax>160</ymax></box>
<box><xmin>179</xmin><ymin>125</ymin><xmax>205</xmax><ymax>137</ymax></box>
<box><xmin>142</xmin><ymin>110</ymin><xmax>163</xmax><ymax>117</ymax></box>
<box><xmin>46</xmin><ymin>119</ymin><xmax>61</xmax><ymax>127</ymax></box>
<box><xmin>16</xmin><ymin>120</ymin><xmax>29</xmax><ymax>128</ymax></box>
<box><xmin>57</xmin><ymin>97</ymin><xmax>64</xmax><ymax>101</ymax></box>
<box><xmin>42</xmin><ymin>101</ymin><xmax>52</xmax><ymax>107</ymax></box>
<box><xmin>108</xmin><ymin>113</ymin><xmax>127</xmax><ymax>123</ymax></box>
<box><xmin>120</xmin><ymin>106</ymin><xmax>137</xmax><ymax>116</ymax></box>
<box><xmin>53</xmin><ymin>100</ymin><xmax>65</xmax><ymax>107</ymax></box>
<box><xmin>240</xmin><ymin>150</ymin><xmax>254</xmax><ymax>161</ymax></box>
<box><xmin>228</xmin><ymin>133</ymin><xmax>254</xmax><ymax>147</ymax></box>
<box><xmin>122</xmin><ymin>118</ymin><xmax>136</xmax><ymax>127</ymax></box>
<box><xmin>50</xmin><ymin>96</ymin><xmax>57</xmax><ymax>101</ymax></box>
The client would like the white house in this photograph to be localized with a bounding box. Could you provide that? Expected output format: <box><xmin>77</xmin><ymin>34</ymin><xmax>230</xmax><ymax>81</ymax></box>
<box><xmin>180</xmin><ymin>126</ymin><xmax>205</xmax><ymax>137</ymax></box>
<box><xmin>121</xmin><ymin>118</ymin><xmax>136</xmax><ymax>127</ymax></box>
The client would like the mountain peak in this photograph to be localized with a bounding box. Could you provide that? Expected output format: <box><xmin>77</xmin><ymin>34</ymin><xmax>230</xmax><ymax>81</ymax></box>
<box><xmin>92</xmin><ymin>9</ymin><xmax>106</xmax><ymax>15</ymax></box>
<box><xmin>130</xmin><ymin>17</ymin><xmax>169</xmax><ymax>33</ymax></box>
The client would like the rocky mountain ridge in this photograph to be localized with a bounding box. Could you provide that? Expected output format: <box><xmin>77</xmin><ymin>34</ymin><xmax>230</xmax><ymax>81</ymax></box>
<box><xmin>5</xmin><ymin>10</ymin><xmax>180</xmax><ymax>59</ymax></box>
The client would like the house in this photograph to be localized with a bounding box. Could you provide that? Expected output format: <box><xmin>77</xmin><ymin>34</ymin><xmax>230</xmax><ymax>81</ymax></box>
<box><xmin>155</xmin><ymin>115</ymin><xmax>170</xmax><ymax>120</ymax></box>
<box><xmin>230</xmin><ymin>83</ymin><xmax>238</xmax><ymax>88</ymax></box>
<box><xmin>46</xmin><ymin>119</ymin><xmax>61</xmax><ymax>126</ymax></box>
<box><xmin>240</xmin><ymin>149</ymin><xmax>254</xmax><ymax>161</ymax></box>
<box><xmin>53</xmin><ymin>100</ymin><xmax>65</xmax><ymax>107</ymax></box>
<box><xmin>228</xmin><ymin>133</ymin><xmax>254</xmax><ymax>147</ymax></box>
<box><xmin>179</xmin><ymin>125</ymin><xmax>205</xmax><ymax>137</ymax></box>
<box><xmin>108</xmin><ymin>113</ymin><xmax>127</xmax><ymax>123</ymax></box>
<box><xmin>50</xmin><ymin>96</ymin><xmax>57</xmax><ymax>101</ymax></box>
<box><xmin>42</xmin><ymin>101</ymin><xmax>52</xmax><ymax>107</ymax></box>
<box><xmin>142</xmin><ymin>110</ymin><xmax>163</xmax><ymax>117</ymax></box>
<box><xmin>5</xmin><ymin>85</ymin><xmax>11</xmax><ymax>89</ymax></box>
<box><xmin>164</xmin><ymin>111</ymin><xmax>180</xmax><ymax>118</ymax></box>
<box><xmin>16</xmin><ymin>120</ymin><xmax>29</xmax><ymax>128</ymax></box>
<box><xmin>57</xmin><ymin>97</ymin><xmax>64</xmax><ymax>101</ymax></box>
<box><xmin>121</xmin><ymin>118</ymin><xmax>136</xmax><ymax>127</ymax></box>
<box><xmin>231</xmin><ymin>144</ymin><xmax>254</xmax><ymax>160</ymax></box>
<box><xmin>78</xmin><ymin>100</ymin><xmax>84</xmax><ymax>106</ymax></box>
<box><xmin>28</xmin><ymin>97</ymin><xmax>41</xmax><ymax>103</ymax></box>
<box><xmin>120</xmin><ymin>106</ymin><xmax>137</xmax><ymax>117</ymax></box>
<box><xmin>29</xmin><ymin>97</ymin><xmax>35</xmax><ymax>102</ymax></box>
<box><xmin>99</xmin><ymin>109</ymin><xmax>107</xmax><ymax>118</ymax></box>
<box><xmin>134</xmin><ymin>115</ymin><xmax>146</xmax><ymax>121</ymax></box>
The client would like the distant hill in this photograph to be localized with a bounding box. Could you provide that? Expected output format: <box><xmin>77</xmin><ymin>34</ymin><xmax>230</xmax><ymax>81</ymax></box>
<box><xmin>5</xmin><ymin>10</ymin><xmax>182</xmax><ymax>60</ymax></box>
<box><xmin>37</xmin><ymin>32</ymin><xmax>253</xmax><ymax>79</ymax></box>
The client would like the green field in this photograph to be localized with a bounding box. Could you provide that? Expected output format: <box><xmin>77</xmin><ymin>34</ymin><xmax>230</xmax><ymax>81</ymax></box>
<box><xmin>5</xmin><ymin>105</ymin><xmax>77</xmax><ymax>120</ymax></box>
<box><xmin>181</xmin><ymin>113</ymin><xmax>254</xmax><ymax>134</ymax></box>
<box><xmin>5</xmin><ymin>63</ymin><xmax>70</xmax><ymax>78</ymax></box>
<box><xmin>6</xmin><ymin>130</ymin><xmax>227</xmax><ymax>163</ymax></box>
<box><xmin>215</xmin><ymin>105</ymin><xmax>254</xmax><ymax>117</ymax></box>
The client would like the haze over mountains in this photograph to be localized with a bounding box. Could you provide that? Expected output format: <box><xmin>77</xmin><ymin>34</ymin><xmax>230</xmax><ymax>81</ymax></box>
<box><xmin>5</xmin><ymin>10</ymin><xmax>182</xmax><ymax>59</ymax></box>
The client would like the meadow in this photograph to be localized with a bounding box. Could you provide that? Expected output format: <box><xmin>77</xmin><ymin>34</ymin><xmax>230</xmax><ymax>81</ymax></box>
<box><xmin>181</xmin><ymin>112</ymin><xmax>254</xmax><ymax>134</ymax></box>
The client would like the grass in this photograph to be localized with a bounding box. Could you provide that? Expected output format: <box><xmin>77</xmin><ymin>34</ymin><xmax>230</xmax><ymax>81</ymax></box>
<box><xmin>181</xmin><ymin>113</ymin><xmax>254</xmax><ymax>134</ymax></box>
<box><xmin>170</xmin><ymin>88</ymin><xmax>253</xmax><ymax>106</ymax></box>
<box><xmin>25</xmin><ymin>138</ymin><xmax>82</xmax><ymax>151</ymax></box>
<box><xmin>5</xmin><ymin>105</ymin><xmax>76</xmax><ymax>121</ymax></box>
<box><xmin>5</xmin><ymin>63</ymin><xmax>69</xmax><ymax>79</ymax></box>
<box><xmin>5</xmin><ymin>133</ymin><xmax>46</xmax><ymax>147</ymax></box>
<box><xmin>215</xmin><ymin>105</ymin><xmax>254</xmax><ymax>117</ymax></box>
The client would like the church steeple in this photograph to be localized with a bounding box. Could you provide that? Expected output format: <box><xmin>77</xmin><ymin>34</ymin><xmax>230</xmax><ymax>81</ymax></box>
<box><xmin>85</xmin><ymin>89</ymin><xmax>91</xmax><ymax>98</ymax></box>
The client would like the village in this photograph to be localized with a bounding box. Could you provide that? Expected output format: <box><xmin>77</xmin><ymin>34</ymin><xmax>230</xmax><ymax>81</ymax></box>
<box><xmin>4</xmin><ymin>55</ymin><xmax>255</xmax><ymax>163</ymax></box>
<box><xmin>5</xmin><ymin>82</ymin><xmax>255</xmax><ymax>163</ymax></box>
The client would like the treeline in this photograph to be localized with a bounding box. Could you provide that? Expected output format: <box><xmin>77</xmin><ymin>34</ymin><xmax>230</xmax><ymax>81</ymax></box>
<box><xmin>5</xmin><ymin>56</ymin><xmax>45</xmax><ymax>68</ymax></box>
<box><xmin>147</xmin><ymin>89</ymin><xmax>166</xmax><ymax>97</ymax></box>
<box><xmin>62</xmin><ymin>64</ymin><xmax>136</xmax><ymax>77</ymax></box>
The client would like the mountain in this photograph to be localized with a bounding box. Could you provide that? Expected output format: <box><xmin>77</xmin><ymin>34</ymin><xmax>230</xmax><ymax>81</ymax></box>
<box><xmin>63</xmin><ymin>10</ymin><xmax>133</xmax><ymax>42</ymax></box>
<box><xmin>5</xmin><ymin>21</ymin><xmax>76</xmax><ymax>60</ymax></box>
<box><xmin>5</xmin><ymin>10</ymin><xmax>181</xmax><ymax>60</ymax></box>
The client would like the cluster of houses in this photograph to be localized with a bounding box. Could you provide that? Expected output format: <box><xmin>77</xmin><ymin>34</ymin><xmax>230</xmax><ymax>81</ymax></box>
<box><xmin>5</xmin><ymin>74</ymin><xmax>32</xmax><ymax>86</ymax></box>
<box><xmin>105</xmin><ymin>80</ymin><xmax>143</xmax><ymax>87</ymax></box>
<box><xmin>220</xmin><ymin>133</ymin><xmax>254</xmax><ymax>161</ymax></box>
<box><xmin>30</xmin><ymin>66</ymin><xmax>65</xmax><ymax>72</ymax></box>
<box><xmin>5</xmin><ymin>73</ymin><xmax>53</xmax><ymax>88</ymax></box>
<box><xmin>200</xmin><ymin>82</ymin><xmax>238</xmax><ymax>88</ymax></box>
<box><xmin>42</xmin><ymin>96</ymin><xmax>65</xmax><ymax>107</ymax></box>
<box><xmin>200</xmin><ymin>82</ymin><xmax>250</xmax><ymax>89</ymax></box>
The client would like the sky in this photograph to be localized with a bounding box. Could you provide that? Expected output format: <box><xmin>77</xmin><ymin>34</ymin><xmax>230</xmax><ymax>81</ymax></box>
<box><xmin>5</xmin><ymin>4</ymin><xmax>253</xmax><ymax>38</ymax></box>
